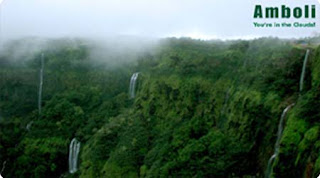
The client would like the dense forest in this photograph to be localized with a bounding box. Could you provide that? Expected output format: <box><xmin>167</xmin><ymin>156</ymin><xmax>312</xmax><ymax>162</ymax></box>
<box><xmin>0</xmin><ymin>37</ymin><xmax>320</xmax><ymax>177</ymax></box>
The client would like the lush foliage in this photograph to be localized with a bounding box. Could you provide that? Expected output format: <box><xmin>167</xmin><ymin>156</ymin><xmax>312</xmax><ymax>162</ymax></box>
<box><xmin>0</xmin><ymin>37</ymin><xmax>319</xmax><ymax>177</ymax></box>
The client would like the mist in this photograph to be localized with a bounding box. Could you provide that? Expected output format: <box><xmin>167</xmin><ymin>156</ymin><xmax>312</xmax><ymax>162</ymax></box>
<box><xmin>1</xmin><ymin>0</ymin><xmax>320</xmax><ymax>67</ymax></box>
<box><xmin>0</xmin><ymin>36</ymin><xmax>162</xmax><ymax>69</ymax></box>
<box><xmin>1</xmin><ymin>0</ymin><xmax>320</xmax><ymax>42</ymax></box>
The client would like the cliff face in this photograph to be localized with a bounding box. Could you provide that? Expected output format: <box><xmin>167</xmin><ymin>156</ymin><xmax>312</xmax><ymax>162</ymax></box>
<box><xmin>273</xmin><ymin>46</ymin><xmax>320</xmax><ymax>178</ymax></box>
<box><xmin>0</xmin><ymin>37</ymin><xmax>319</xmax><ymax>177</ymax></box>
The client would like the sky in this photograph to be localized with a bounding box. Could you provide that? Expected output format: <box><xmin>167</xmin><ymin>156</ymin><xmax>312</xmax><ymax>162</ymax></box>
<box><xmin>0</xmin><ymin>0</ymin><xmax>320</xmax><ymax>41</ymax></box>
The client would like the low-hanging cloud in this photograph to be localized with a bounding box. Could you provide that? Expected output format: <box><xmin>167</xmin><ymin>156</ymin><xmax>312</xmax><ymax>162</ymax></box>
<box><xmin>1</xmin><ymin>0</ymin><xmax>320</xmax><ymax>41</ymax></box>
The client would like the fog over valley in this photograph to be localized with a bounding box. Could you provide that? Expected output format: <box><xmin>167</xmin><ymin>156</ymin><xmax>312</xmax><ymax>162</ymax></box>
<box><xmin>0</xmin><ymin>0</ymin><xmax>320</xmax><ymax>42</ymax></box>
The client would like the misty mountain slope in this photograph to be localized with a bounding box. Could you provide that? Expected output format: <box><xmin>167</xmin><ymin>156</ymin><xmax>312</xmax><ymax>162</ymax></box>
<box><xmin>0</xmin><ymin>37</ymin><xmax>319</xmax><ymax>178</ymax></box>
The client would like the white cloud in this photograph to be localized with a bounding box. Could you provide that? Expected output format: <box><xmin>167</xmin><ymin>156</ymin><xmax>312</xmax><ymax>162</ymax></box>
<box><xmin>0</xmin><ymin>0</ymin><xmax>319</xmax><ymax>41</ymax></box>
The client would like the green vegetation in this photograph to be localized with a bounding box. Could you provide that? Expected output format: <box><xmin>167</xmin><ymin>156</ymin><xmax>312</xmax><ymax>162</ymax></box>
<box><xmin>0</xmin><ymin>37</ymin><xmax>319</xmax><ymax>177</ymax></box>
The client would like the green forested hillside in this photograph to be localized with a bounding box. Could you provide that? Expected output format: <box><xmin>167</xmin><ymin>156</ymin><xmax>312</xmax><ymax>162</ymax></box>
<box><xmin>0</xmin><ymin>37</ymin><xmax>319</xmax><ymax>177</ymax></box>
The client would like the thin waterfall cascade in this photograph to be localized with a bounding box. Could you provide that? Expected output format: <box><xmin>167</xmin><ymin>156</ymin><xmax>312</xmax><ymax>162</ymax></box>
<box><xmin>129</xmin><ymin>72</ymin><xmax>139</xmax><ymax>98</ymax></box>
<box><xmin>68</xmin><ymin>138</ymin><xmax>81</xmax><ymax>174</ymax></box>
<box><xmin>26</xmin><ymin>53</ymin><xmax>45</xmax><ymax>131</ymax></box>
<box><xmin>1</xmin><ymin>161</ymin><xmax>6</xmax><ymax>175</ymax></box>
<box><xmin>26</xmin><ymin>121</ymin><xmax>33</xmax><ymax>131</ymax></box>
<box><xmin>299</xmin><ymin>49</ymin><xmax>310</xmax><ymax>92</ymax></box>
<box><xmin>265</xmin><ymin>103</ymin><xmax>295</xmax><ymax>178</ymax></box>
<box><xmin>38</xmin><ymin>53</ymin><xmax>44</xmax><ymax>116</ymax></box>
<box><xmin>265</xmin><ymin>49</ymin><xmax>310</xmax><ymax>177</ymax></box>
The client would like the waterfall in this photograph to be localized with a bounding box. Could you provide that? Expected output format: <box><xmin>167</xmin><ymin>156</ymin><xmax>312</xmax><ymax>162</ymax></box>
<box><xmin>129</xmin><ymin>72</ymin><xmax>139</xmax><ymax>98</ymax></box>
<box><xmin>265</xmin><ymin>49</ymin><xmax>310</xmax><ymax>177</ymax></box>
<box><xmin>38</xmin><ymin>53</ymin><xmax>44</xmax><ymax>115</ymax></box>
<box><xmin>0</xmin><ymin>161</ymin><xmax>6</xmax><ymax>175</ymax></box>
<box><xmin>68</xmin><ymin>138</ymin><xmax>80</xmax><ymax>174</ymax></box>
<box><xmin>25</xmin><ymin>53</ymin><xmax>44</xmax><ymax>131</ymax></box>
<box><xmin>265</xmin><ymin>103</ymin><xmax>295</xmax><ymax>178</ymax></box>
<box><xmin>26</xmin><ymin>121</ymin><xmax>33</xmax><ymax>131</ymax></box>
<box><xmin>299</xmin><ymin>49</ymin><xmax>310</xmax><ymax>92</ymax></box>
<box><xmin>26</xmin><ymin>53</ymin><xmax>44</xmax><ymax>131</ymax></box>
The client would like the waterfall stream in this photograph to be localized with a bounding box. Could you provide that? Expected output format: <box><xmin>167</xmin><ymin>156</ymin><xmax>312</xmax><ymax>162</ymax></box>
<box><xmin>0</xmin><ymin>161</ymin><xmax>6</xmax><ymax>175</ymax></box>
<box><xmin>299</xmin><ymin>49</ymin><xmax>310</xmax><ymax>92</ymax></box>
<box><xmin>68</xmin><ymin>138</ymin><xmax>80</xmax><ymax>174</ymax></box>
<box><xmin>265</xmin><ymin>103</ymin><xmax>295</xmax><ymax>178</ymax></box>
<box><xmin>26</xmin><ymin>53</ymin><xmax>44</xmax><ymax>131</ymax></box>
<box><xmin>129</xmin><ymin>72</ymin><xmax>139</xmax><ymax>98</ymax></box>
<box><xmin>38</xmin><ymin>53</ymin><xmax>44</xmax><ymax>115</ymax></box>
<box><xmin>26</xmin><ymin>121</ymin><xmax>33</xmax><ymax>131</ymax></box>
<box><xmin>265</xmin><ymin>49</ymin><xmax>310</xmax><ymax>177</ymax></box>
<box><xmin>27</xmin><ymin>53</ymin><xmax>44</xmax><ymax>131</ymax></box>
